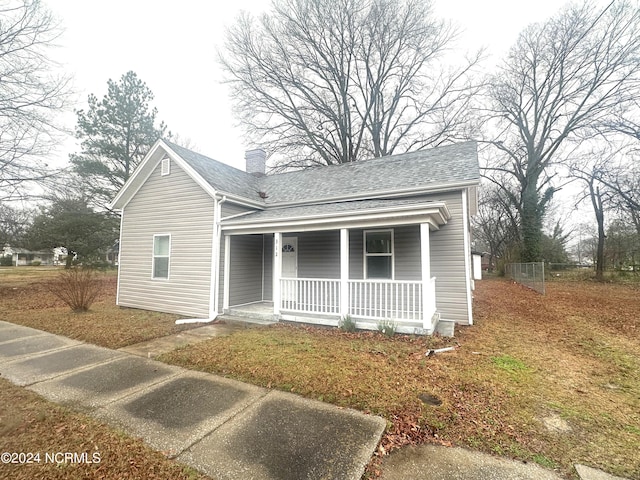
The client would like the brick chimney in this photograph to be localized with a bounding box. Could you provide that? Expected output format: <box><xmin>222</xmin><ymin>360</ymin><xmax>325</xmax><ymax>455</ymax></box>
<box><xmin>245</xmin><ymin>148</ymin><xmax>266</xmax><ymax>176</ymax></box>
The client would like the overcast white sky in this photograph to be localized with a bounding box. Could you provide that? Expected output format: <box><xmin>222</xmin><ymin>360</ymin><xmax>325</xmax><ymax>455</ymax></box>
<box><xmin>48</xmin><ymin>0</ymin><xmax>593</xmax><ymax>171</ymax></box>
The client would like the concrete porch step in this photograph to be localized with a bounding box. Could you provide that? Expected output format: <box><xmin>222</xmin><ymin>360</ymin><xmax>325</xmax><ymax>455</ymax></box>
<box><xmin>223</xmin><ymin>303</ymin><xmax>278</xmax><ymax>325</ymax></box>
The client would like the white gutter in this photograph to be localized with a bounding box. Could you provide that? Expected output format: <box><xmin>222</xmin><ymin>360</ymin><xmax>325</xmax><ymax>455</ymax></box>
<box><xmin>175</xmin><ymin>195</ymin><xmax>228</xmax><ymax>325</ymax></box>
<box><xmin>220</xmin><ymin>210</ymin><xmax>255</xmax><ymax>222</ymax></box>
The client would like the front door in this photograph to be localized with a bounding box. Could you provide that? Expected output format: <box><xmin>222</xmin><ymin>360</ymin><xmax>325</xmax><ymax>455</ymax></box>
<box><xmin>281</xmin><ymin>237</ymin><xmax>298</xmax><ymax>304</ymax></box>
<box><xmin>281</xmin><ymin>237</ymin><xmax>298</xmax><ymax>278</ymax></box>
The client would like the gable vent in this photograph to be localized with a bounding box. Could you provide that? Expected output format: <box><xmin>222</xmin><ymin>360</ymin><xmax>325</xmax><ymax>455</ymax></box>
<box><xmin>161</xmin><ymin>157</ymin><xmax>170</xmax><ymax>176</ymax></box>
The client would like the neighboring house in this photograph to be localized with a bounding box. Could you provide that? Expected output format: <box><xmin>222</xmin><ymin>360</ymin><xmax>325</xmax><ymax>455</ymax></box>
<box><xmin>110</xmin><ymin>139</ymin><xmax>480</xmax><ymax>335</ymax></box>
<box><xmin>106</xmin><ymin>241</ymin><xmax>119</xmax><ymax>266</ymax></box>
<box><xmin>2</xmin><ymin>246</ymin><xmax>55</xmax><ymax>266</ymax></box>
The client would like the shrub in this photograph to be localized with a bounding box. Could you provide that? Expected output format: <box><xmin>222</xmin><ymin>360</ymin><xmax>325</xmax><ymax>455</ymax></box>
<box><xmin>338</xmin><ymin>314</ymin><xmax>357</xmax><ymax>332</ymax></box>
<box><xmin>30</xmin><ymin>260</ymin><xmax>41</xmax><ymax>266</ymax></box>
<box><xmin>0</xmin><ymin>255</ymin><xmax>12</xmax><ymax>266</ymax></box>
<box><xmin>377</xmin><ymin>319</ymin><xmax>397</xmax><ymax>337</ymax></box>
<box><xmin>47</xmin><ymin>267</ymin><xmax>102</xmax><ymax>312</ymax></box>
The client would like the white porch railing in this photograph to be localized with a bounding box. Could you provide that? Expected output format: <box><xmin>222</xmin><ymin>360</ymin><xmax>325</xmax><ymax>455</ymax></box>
<box><xmin>280</xmin><ymin>277</ymin><xmax>437</xmax><ymax>326</ymax></box>
<box><xmin>280</xmin><ymin>278</ymin><xmax>341</xmax><ymax>314</ymax></box>
<box><xmin>348</xmin><ymin>279</ymin><xmax>424</xmax><ymax>321</ymax></box>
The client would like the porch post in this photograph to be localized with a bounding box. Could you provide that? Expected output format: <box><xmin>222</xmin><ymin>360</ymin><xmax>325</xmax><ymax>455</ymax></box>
<box><xmin>273</xmin><ymin>232</ymin><xmax>282</xmax><ymax>315</ymax></box>
<box><xmin>420</xmin><ymin>223</ymin><xmax>433</xmax><ymax>329</ymax></box>
<box><xmin>340</xmin><ymin>228</ymin><xmax>349</xmax><ymax>317</ymax></box>
<box><xmin>223</xmin><ymin>234</ymin><xmax>230</xmax><ymax>312</ymax></box>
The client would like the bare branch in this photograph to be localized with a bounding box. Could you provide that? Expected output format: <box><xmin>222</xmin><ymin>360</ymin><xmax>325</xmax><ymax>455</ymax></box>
<box><xmin>219</xmin><ymin>0</ymin><xmax>480</xmax><ymax>169</ymax></box>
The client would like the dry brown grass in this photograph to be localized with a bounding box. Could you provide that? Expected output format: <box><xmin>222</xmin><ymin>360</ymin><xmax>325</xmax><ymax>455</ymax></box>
<box><xmin>2</xmin><ymin>267</ymin><xmax>638</xmax><ymax>478</ymax></box>
<box><xmin>0</xmin><ymin>267</ymin><xmax>200</xmax><ymax>349</ymax></box>
<box><xmin>0</xmin><ymin>378</ymin><xmax>209</xmax><ymax>480</ymax></box>
<box><xmin>160</xmin><ymin>279</ymin><xmax>640</xmax><ymax>479</ymax></box>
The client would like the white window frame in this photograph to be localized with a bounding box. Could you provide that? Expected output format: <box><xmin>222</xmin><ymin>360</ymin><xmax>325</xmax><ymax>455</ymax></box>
<box><xmin>363</xmin><ymin>229</ymin><xmax>394</xmax><ymax>280</ymax></box>
<box><xmin>161</xmin><ymin>157</ymin><xmax>171</xmax><ymax>176</ymax></box>
<box><xmin>152</xmin><ymin>234</ymin><xmax>171</xmax><ymax>280</ymax></box>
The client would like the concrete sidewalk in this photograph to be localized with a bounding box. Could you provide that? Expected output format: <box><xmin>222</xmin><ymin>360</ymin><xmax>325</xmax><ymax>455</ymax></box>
<box><xmin>0</xmin><ymin>320</ymin><xmax>385</xmax><ymax>480</ymax></box>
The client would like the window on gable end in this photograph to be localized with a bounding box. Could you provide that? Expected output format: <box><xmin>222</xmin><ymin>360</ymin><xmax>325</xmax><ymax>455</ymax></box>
<box><xmin>161</xmin><ymin>157</ymin><xmax>170</xmax><ymax>176</ymax></box>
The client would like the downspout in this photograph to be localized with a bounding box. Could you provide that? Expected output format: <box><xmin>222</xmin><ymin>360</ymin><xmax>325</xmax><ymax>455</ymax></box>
<box><xmin>175</xmin><ymin>195</ymin><xmax>227</xmax><ymax>324</ymax></box>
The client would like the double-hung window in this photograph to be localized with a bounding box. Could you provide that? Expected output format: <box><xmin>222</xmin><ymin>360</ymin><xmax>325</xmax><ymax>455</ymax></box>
<box><xmin>153</xmin><ymin>234</ymin><xmax>171</xmax><ymax>279</ymax></box>
<box><xmin>364</xmin><ymin>230</ymin><xmax>393</xmax><ymax>279</ymax></box>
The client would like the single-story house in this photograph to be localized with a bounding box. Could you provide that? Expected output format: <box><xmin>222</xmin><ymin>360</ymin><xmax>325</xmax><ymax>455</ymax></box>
<box><xmin>110</xmin><ymin>139</ymin><xmax>480</xmax><ymax>335</ymax></box>
<box><xmin>2</xmin><ymin>246</ymin><xmax>55</xmax><ymax>266</ymax></box>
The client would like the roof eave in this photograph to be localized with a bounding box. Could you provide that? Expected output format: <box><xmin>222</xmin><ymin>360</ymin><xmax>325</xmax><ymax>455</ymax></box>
<box><xmin>221</xmin><ymin>202</ymin><xmax>450</xmax><ymax>235</ymax></box>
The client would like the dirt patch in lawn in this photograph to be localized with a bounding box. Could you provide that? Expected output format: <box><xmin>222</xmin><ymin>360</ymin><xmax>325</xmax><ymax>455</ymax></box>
<box><xmin>160</xmin><ymin>279</ymin><xmax>640</xmax><ymax>479</ymax></box>
<box><xmin>0</xmin><ymin>267</ymin><xmax>200</xmax><ymax>349</ymax></box>
<box><xmin>0</xmin><ymin>378</ymin><xmax>210</xmax><ymax>480</ymax></box>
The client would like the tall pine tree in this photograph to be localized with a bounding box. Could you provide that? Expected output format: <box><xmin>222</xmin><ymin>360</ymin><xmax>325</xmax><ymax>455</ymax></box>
<box><xmin>71</xmin><ymin>71</ymin><xmax>168</xmax><ymax>210</ymax></box>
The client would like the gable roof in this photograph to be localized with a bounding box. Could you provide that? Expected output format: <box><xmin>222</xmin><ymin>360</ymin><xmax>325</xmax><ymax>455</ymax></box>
<box><xmin>256</xmin><ymin>142</ymin><xmax>479</xmax><ymax>206</ymax></box>
<box><xmin>164</xmin><ymin>141</ymin><xmax>261</xmax><ymax>202</ymax></box>
<box><xmin>111</xmin><ymin>139</ymin><xmax>479</xmax><ymax>210</ymax></box>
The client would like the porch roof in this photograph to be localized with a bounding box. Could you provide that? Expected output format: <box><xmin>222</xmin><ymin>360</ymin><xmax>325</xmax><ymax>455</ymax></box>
<box><xmin>221</xmin><ymin>198</ymin><xmax>450</xmax><ymax>234</ymax></box>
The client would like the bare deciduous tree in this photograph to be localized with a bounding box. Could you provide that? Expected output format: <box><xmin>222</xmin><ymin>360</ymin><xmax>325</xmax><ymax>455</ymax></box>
<box><xmin>571</xmin><ymin>161</ymin><xmax>614</xmax><ymax>281</ymax></box>
<box><xmin>596</xmin><ymin>152</ymin><xmax>640</xmax><ymax>234</ymax></box>
<box><xmin>0</xmin><ymin>0</ymin><xmax>70</xmax><ymax>201</ymax></box>
<box><xmin>220</xmin><ymin>0</ymin><xmax>481</xmax><ymax>169</ymax></box>
<box><xmin>472</xmin><ymin>183</ymin><xmax>521</xmax><ymax>272</ymax></box>
<box><xmin>483</xmin><ymin>0</ymin><xmax>640</xmax><ymax>262</ymax></box>
<box><xmin>0</xmin><ymin>203</ymin><xmax>33</xmax><ymax>246</ymax></box>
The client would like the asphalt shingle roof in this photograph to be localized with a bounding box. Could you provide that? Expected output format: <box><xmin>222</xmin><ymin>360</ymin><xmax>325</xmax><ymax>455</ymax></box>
<box><xmin>222</xmin><ymin>198</ymin><xmax>445</xmax><ymax>224</ymax></box>
<box><xmin>165</xmin><ymin>141</ymin><xmax>261</xmax><ymax>201</ymax></box>
<box><xmin>168</xmin><ymin>140</ymin><xmax>479</xmax><ymax>207</ymax></box>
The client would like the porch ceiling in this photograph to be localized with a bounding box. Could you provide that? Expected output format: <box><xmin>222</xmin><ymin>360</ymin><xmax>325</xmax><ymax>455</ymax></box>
<box><xmin>221</xmin><ymin>198</ymin><xmax>450</xmax><ymax>234</ymax></box>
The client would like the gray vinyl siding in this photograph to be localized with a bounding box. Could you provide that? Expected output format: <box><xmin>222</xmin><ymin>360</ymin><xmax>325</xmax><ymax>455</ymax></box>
<box><xmin>229</xmin><ymin>234</ymin><xmax>263</xmax><ymax>306</ymax></box>
<box><xmin>297</xmin><ymin>231</ymin><xmax>340</xmax><ymax>278</ymax></box>
<box><xmin>429</xmin><ymin>191</ymin><xmax>469</xmax><ymax>324</ymax></box>
<box><xmin>349</xmin><ymin>230</ymin><xmax>364</xmax><ymax>279</ymax></box>
<box><xmin>393</xmin><ymin>225</ymin><xmax>422</xmax><ymax>281</ymax></box>
<box><xmin>218</xmin><ymin>202</ymin><xmax>261</xmax><ymax>311</ymax></box>
<box><xmin>262</xmin><ymin>235</ymin><xmax>273</xmax><ymax>301</ymax></box>
<box><xmin>118</xmin><ymin>160</ymin><xmax>214</xmax><ymax>317</ymax></box>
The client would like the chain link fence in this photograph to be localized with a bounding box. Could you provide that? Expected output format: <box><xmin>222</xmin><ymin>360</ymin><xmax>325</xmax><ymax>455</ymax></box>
<box><xmin>506</xmin><ymin>262</ymin><xmax>545</xmax><ymax>294</ymax></box>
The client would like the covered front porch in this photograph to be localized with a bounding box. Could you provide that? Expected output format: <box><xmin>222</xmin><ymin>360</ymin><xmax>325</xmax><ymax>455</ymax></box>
<box><xmin>220</xmin><ymin>200</ymin><xmax>450</xmax><ymax>335</ymax></box>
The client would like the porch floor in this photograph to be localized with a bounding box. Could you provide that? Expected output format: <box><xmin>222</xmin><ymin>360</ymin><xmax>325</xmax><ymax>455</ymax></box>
<box><xmin>223</xmin><ymin>302</ymin><xmax>450</xmax><ymax>336</ymax></box>
<box><xmin>224</xmin><ymin>302</ymin><xmax>277</xmax><ymax>324</ymax></box>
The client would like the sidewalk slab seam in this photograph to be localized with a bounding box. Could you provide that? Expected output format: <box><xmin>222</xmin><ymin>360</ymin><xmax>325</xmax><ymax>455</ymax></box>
<box><xmin>0</xmin><ymin>337</ymin><xmax>82</xmax><ymax>366</ymax></box>
<box><xmin>94</xmin><ymin>370</ymin><xmax>269</xmax><ymax>458</ymax></box>
<box><xmin>27</xmin><ymin>355</ymin><xmax>184</xmax><ymax>410</ymax></box>
<box><xmin>0</xmin><ymin>343</ymin><xmax>124</xmax><ymax>386</ymax></box>
<box><xmin>179</xmin><ymin>389</ymin><xmax>387</xmax><ymax>480</ymax></box>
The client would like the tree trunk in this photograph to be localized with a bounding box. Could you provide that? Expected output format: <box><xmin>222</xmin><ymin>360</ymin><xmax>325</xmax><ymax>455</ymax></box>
<box><xmin>521</xmin><ymin>182</ymin><xmax>542</xmax><ymax>262</ymax></box>
<box><xmin>592</xmin><ymin>186</ymin><xmax>605</xmax><ymax>282</ymax></box>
